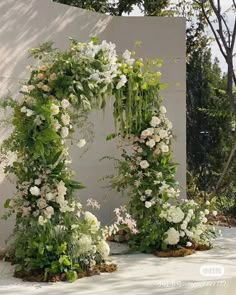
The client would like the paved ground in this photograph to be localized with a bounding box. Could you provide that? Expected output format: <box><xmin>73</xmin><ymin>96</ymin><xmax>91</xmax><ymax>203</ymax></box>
<box><xmin>0</xmin><ymin>227</ymin><xmax>236</xmax><ymax>295</ymax></box>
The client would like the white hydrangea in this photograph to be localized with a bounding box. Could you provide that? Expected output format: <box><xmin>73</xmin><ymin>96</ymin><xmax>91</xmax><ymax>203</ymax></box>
<box><xmin>97</xmin><ymin>240</ymin><xmax>110</xmax><ymax>259</ymax></box>
<box><xmin>164</xmin><ymin>228</ymin><xmax>180</xmax><ymax>245</ymax></box>
<box><xmin>162</xmin><ymin>206</ymin><xmax>185</xmax><ymax>223</ymax></box>
<box><xmin>145</xmin><ymin>201</ymin><xmax>152</xmax><ymax>208</ymax></box>
<box><xmin>84</xmin><ymin>211</ymin><xmax>100</xmax><ymax>232</ymax></box>
<box><xmin>78</xmin><ymin>234</ymin><xmax>93</xmax><ymax>254</ymax></box>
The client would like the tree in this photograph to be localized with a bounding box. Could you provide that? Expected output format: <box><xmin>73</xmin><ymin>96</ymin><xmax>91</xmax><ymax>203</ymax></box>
<box><xmin>52</xmin><ymin>0</ymin><xmax>171</xmax><ymax>16</ymax></box>
<box><xmin>193</xmin><ymin>0</ymin><xmax>236</xmax><ymax>192</ymax></box>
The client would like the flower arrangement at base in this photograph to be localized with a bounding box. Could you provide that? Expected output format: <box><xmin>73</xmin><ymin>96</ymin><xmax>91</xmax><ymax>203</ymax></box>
<box><xmin>0</xmin><ymin>38</ymin><xmax>161</xmax><ymax>281</ymax></box>
<box><xmin>109</xmin><ymin>109</ymin><xmax>219</xmax><ymax>255</ymax></box>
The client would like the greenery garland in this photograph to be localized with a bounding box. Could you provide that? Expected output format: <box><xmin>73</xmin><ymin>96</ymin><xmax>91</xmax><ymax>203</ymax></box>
<box><xmin>0</xmin><ymin>38</ymin><xmax>163</xmax><ymax>281</ymax></box>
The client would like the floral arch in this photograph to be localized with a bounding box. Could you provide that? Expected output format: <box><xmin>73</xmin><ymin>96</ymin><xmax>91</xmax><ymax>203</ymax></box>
<box><xmin>1</xmin><ymin>38</ymin><xmax>217</xmax><ymax>282</ymax></box>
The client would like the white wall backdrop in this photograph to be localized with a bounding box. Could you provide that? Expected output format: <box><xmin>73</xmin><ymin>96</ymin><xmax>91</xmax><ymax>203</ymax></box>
<box><xmin>0</xmin><ymin>0</ymin><xmax>186</xmax><ymax>248</ymax></box>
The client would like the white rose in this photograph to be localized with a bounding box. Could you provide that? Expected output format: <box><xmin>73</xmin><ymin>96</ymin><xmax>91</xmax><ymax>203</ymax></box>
<box><xmin>61</xmin><ymin>99</ymin><xmax>70</xmax><ymax>109</ymax></box>
<box><xmin>57</xmin><ymin>181</ymin><xmax>67</xmax><ymax>197</ymax></box>
<box><xmin>77</xmin><ymin>139</ymin><xmax>86</xmax><ymax>148</ymax></box>
<box><xmin>212</xmin><ymin>210</ymin><xmax>217</xmax><ymax>216</ymax></box>
<box><xmin>97</xmin><ymin>240</ymin><xmax>110</xmax><ymax>259</ymax></box>
<box><xmin>53</xmin><ymin>119</ymin><xmax>61</xmax><ymax>131</ymax></box>
<box><xmin>37</xmin><ymin>198</ymin><xmax>47</xmax><ymax>209</ymax></box>
<box><xmin>150</xmin><ymin>116</ymin><xmax>161</xmax><ymax>127</ymax></box>
<box><xmin>164</xmin><ymin>228</ymin><xmax>180</xmax><ymax>245</ymax></box>
<box><xmin>30</xmin><ymin>186</ymin><xmax>40</xmax><ymax>196</ymax></box>
<box><xmin>146</xmin><ymin>139</ymin><xmax>156</xmax><ymax>148</ymax></box>
<box><xmin>160</xmin><ymin>106</ymin><xmax>167</xmax><ymax>114</ymax></box>
<box><xmin>140</xmin><ymin>160</ymin><xmax>149</xmax><ymax>169</ymax></box>
<box><xmin>159</xmin><ymin>129</ymin><xmax>168</xmax><ymax>139</ymax></box>
<box><xmin>153</xmin><ymin>135</ymin><xmax>161</xmax><ymax>142</ymax></box>
<box><xmin>61</xmin><ymin>127</ymin><xmax>69</xmax><ymax>138</ymax></box>
<box><xmin>161</xmin><ymin>144</ymin><xmax>169</xmax><ymax>153</ymax></box>
<box><xmin>51</xmin><ymin>104</ymin><xmax>60</xmax><ymax>115</ymax></box>
<box><xmin>61</xmin><ymin>113</ymin><xmax>70</xmax><ymax>125</ymax></box>
<box><xmin>180</xmin><ymin>231</ymin><xmax>185</xmax><ymax>237</ymax></box>
<box><xmin>145</xmin><ymin>201</ymin><xmax>152</xmax><ymax>208</ymax></box>
<box><xmin>44</xmin><ymin>206</ymin><xmax>54</xmax><ymax>218</ymax></box>
<box><xmin>204</xmin><ymin>209</ymin><xmax>209</xmax><ymax>215</ymax></box>
<box><xmin>46</xmin><ymin>192</ymin><xmax>54</xmax><ymax>201</ymax></box>
<box><xmin>34</xmin><ymin>178</ymin><xmax>42</xmax><ymax>185</ymax></box>
<box><xmin>186</xmin><ymin>241</ymin><xmax>192</xmax><ymax>247</ymax></box>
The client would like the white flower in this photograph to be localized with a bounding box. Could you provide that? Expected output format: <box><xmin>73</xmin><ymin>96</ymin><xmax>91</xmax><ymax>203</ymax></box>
<box><xmin>53</xmin><ymin>119</ymin><xmax>61</xmax><ymax>131</ymax></box>
<box><xmin>61</xmin><ymin>127</ymin><xmax>69</xmax><ymax>138</ymax></box>
<box><xmin>140</xmin><ymin>160</ymin><xmax>149</xmax><ymax>169</ymax></box>
<box><xmin>97</xmin><ymin>240</ymin><xmax>110</xmax><ymax>259</ymax></box>
<box><xmin>30</xmin><ymin>186</ymin><xmax>40</xmax><ymax>196</ymax></box>
<box><xmin>51</xmin><ymin>104</ymin><xmax>60</xmax><ymax>115</ymax></box>
<box><xmin>146</xmin><ymin>139</ymin><xmax>156</xmax><ymax>148</ymax></box>
<box><xmin>165</xmin><ymin>206</ymin><xmax>185</xmax><ymax>223</ymax></box>
<box><xmin>202</xmin><ymin>217</ymin><xmax>208</xmax><ymax>223</ymax></box>
<box><xmin>44</xmin><ymin>206</ymin><xmax>54</xmax><ymax>218</ymax></box>
<box><xmin>42</xmin><ymin>85</ymin><xmax>50</xmax><ymax>92</ymax></box>
<box><xmin>188</xmin><ymin>209</ymin><xmax>194</xmax><ymax>216</ymax></box>
<box><xmin>21</xmin><ymin>85</ymin><xmax>29</xmax><ymax>93</ymax></box>
<box><xmin>186</xmin><ymin>241</ymin><xmax>192</xmax><ymax>247</ymax></box>
<box><xmin>145</xmin><ymin>201</ymin><xmax>152</xmax><ymax>208</ymax></box>
<box><xmin>26</xmin><ymin>109</ymin><xmax>34</xmax><ymax>117</ymax></box>
<box><xmin>34</xmin><ymin>178</ymin><xmax>41</xmax><ymax>185</ymax></box>
<box><xmin>77</xmin><ymin>139</ymin><xmax>86</xmax><ymax>148</ymax></box>
<box><xmin>166</xmin><ymin>121</ymin><xmax>173</xmax><ymax>129</ymax></box>
<box><xmin>180</xmin><ymin>231</ymin><xmax>185</xmax><ymax>237</ymax></box>
<box><xmin>153</xmin><ymin>135</ymin><xmax>161</xmax><ymax>142</ymax></box>
<box><xmin>61</xmin><ymin>113</ymin><xmax>70</xmax><ymax>125</ymax></box>
<box><xmin>37</xmin><ymin>198</ymin><xmax>47</xmax><ymax>209</ymax></box>
<box><xmin>116</xmin><ymin>75</ymin><xmax>127</xmax><ymax>89</ymax></box>
<box><xmin>206</xmin><ymin>201</ymin><xmax>210</xmax><ymax>206</ymax></box>
<box><xmin>78</xmin><ymin>234</ymin><xmax>93</xmax><ymax>253</ymax></box>
<box><xmin>61</xmin><ymin>99</ymin><xmax>70</xmax><ymax>109</ymax></box>
<box><xmin>160</xmin><ymin>106</ymin><xmax>167</xmax><ymax>114</ymax></box>
<box><xmin>145</xmin><ymin>189</ymin><xmax>152</xmax><ymax>196</ymax></box>
<box><xmin>49</xmin><ymin>73</ymin><xmax>57</xmax><ymax>81</ymax></box>
<box><xmin>150</xmin><ymin>116</ymin><xmax>161</xmax><ymax>127</ymax></box>
<box><xmin>38</xmin><ymin>215</ymin><xmax>47</xmax><ymax>225</ymax></box>
<box><xmin>141</xmin><ymin>128</ymin><xmax>154</xmax><ymax>138</ymax></box>
<box><xmin>160</xmin><ymin>144</ymin><xmax>169</xmax><ymax>153</ymax></box>
<box><xmin>204</xmin><ymin>209</ymin><xmax>209</xmax><ymax>215</ymax></box>
<box><xmin>212</xmin><ymin>210</ymin><xmax>217</xmax><ymax>216</ymax></box>
<box><xmin>164</xmin><ymin>228</ymin><xmax>180</xmax><ymax>245</ymax></box>
<box><xmin>122</xmin><ymin>49</ymin><xmax>131</xmax><ymax>60</ymax></box>
<box><xmin>140</xmin><ymin>195</ymin><xmax>146</xmax><ymax>201</ymax></box>
<box><xmin>181</xmin><ymin>222</ymin><xmax>187</xmax><ymax>230</ymax></box>
<box><xmin>159</xmin><ymin>129</ymin><xmax>168</xmax><ymax>139</ymax></box>
<box><xmin>46</xmin><ymin>192</ymin><xmax>54</xmax><ymax>201</ymax></box>
<box><xmin>57</xmin><ymin>181</ymin><xmax>67</xmax><ymax>197</ymax></box>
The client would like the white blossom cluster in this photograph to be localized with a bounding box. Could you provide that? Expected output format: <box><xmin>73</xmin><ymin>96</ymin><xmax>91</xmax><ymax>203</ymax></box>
<box><xmin>161</xmin><ymin>199</ymin><xmax>218</xmax><ymax>246</ymax></box>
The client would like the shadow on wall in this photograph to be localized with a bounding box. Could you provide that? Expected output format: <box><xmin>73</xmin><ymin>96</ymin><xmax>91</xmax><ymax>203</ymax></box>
<box><xmin>0</xmin><ymin>0</ymin><xmax>112</xmax><ymax>96</ymax></box>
